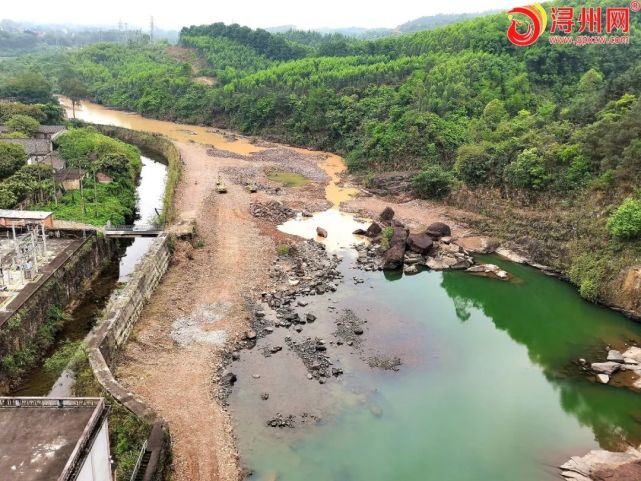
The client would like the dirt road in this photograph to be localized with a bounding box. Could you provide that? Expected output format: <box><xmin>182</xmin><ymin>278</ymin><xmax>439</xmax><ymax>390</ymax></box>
<box><xmin>116</xmin><ymin>142</ymin><xmax>278</xmax><ymax>481</ymax></box>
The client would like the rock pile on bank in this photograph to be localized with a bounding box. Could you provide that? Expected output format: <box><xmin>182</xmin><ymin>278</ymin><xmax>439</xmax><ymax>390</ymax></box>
<box><xmin>354</xmin><ymin>206</ymin><xmax>509</xmax><ymax>280</ymax></box>
<box><xmin>590</xmin><ymin>346</ymin><xmax>641</xmax><ymax>387</ymax></box>
<box><xmin>250</xmin><ymin>201</ymin><xmax>296</xmax><ymax>223</ymax></box>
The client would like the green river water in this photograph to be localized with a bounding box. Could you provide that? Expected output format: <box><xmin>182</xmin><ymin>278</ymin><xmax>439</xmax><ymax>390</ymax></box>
<box><xmin>231</xmin><ymin>254</ymin><xmax>641</xmax><ymax>481</ymax></box>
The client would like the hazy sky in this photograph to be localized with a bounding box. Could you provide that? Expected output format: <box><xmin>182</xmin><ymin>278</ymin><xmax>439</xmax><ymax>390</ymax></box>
<box><xmin>2</xmin><ymin>0</ymin><xmax>527</xmax><ymax>30</ymax></box>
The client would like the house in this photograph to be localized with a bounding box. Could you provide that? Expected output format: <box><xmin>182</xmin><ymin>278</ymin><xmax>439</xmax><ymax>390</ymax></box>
<box><xmin>96</xmin><ymin>172</ymin><xmax>113</xmax><ymax>184</ymax></box>
<box><xmin>1</xmin><ymin>138</ymin><xmax>53</xmax><ymax>163</ymax></box>
<box><xmin>55</xmin><ymin>168</ymin><xmax>86</xmax><ymax>190</ymax></box>
<box><xmin>0</xmin><ymin>397</ymin><xmax>112</xmax><ymax>481</ymax></box>
<box><xmin>0</xmin><ymin>124</ymin><xmax>65</xmax><ymax>140</ymax></box>
<box><xmin>0</xmin><ymin>209</ymin><xmax>54</xmax><ymax>229</ymax></box>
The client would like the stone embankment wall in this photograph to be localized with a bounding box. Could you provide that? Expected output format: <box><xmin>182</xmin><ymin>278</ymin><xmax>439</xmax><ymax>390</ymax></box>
<box><xmin>85</xmin><ymin>233</ymin><xmax>171</xmax><ymax>480</ymax></box>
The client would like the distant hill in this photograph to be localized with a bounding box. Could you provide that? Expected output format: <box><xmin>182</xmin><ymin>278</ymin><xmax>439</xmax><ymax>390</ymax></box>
<box><xmin>265</xmin><ymin>11</ymin><xmax>494</xmax><ymax>39</ymax></box>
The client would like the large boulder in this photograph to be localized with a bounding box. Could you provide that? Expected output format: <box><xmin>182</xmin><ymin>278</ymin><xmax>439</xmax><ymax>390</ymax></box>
<box><xmin>425</xmin><ymin>222</ymin><xmax>452</xmax><ymax>238</ymax></box>
<box><xmin>390</xmin><ymin>227</ymin><xmax>409</xmax><ymax>247</ymax></box>
<box><xmin>406</xmin><ymin>233</ymin><xmax>433</xmax><ymax>255</ymax></box>
<box><xmin>379</xmin><ymin>206</ymin><xmax>395</xmax><ymax>223</ymax></box>
<box><xmin>383</xmin><ymin>243</ymin><xmax>406</xmax><ymax>270</ymax></box>
<box><xmin>316</xmin><ymin>227</ymin><xmax>328</xmax><ymax>238</ymax></box>
<box><xmin>366</xmin><ymin>222</ymin><xmax>382</xmax><ymax>237</ymax></box>
<box><xmin>591</xmin><ymin>361</ymin><xmax>621</xmax><ymax>375</ymax></box>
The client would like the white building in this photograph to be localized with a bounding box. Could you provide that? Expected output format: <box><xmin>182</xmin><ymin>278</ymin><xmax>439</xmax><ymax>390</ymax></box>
<box><xmin>0</xmin><ymin>397</ymin><xmax>112</xmax><ymax>481</ymax></box>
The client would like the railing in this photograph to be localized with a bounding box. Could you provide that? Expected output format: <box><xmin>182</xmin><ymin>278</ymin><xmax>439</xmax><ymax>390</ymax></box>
<box><xmin>104</xmin><ymin>224</ymin><xmax>164</xmax><ymax>232</ymax></box>
<box><xmin>0</xmin><ymin>397</ymin><xmax>102</xmax><ymax>408</ymax></box>
<box><xmin>130</xmin><ymin>440</ymin><xmax>149</xmax><ymax>481</ymax></box>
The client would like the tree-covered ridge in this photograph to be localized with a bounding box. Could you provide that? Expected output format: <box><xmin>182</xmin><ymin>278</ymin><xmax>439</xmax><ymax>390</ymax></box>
<box><xmin>180</xmin><ymin>23</ymin><xmax>308</xmax><ymax>61</ymax></box>
<box><xmin>3</xmin><ymin>0</ymin><xmax>640</xmax><ymax>199</ymax></box>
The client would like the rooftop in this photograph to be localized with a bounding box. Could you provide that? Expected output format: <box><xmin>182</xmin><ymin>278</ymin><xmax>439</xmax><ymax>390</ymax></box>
<box><xmin>0</xmin><ymin>125</ymin><xmax>65</xmax><ymax>134</ymax></box>
<box><xmin>0</xmin><ymin>209</ymin><xmax>53</xmax><ymax>220</ymax></box>
<box><xmin>1</xmin><ymin>138</ymin><xmax>52</xmax><ymax>156</ymax></box>
<box><xmin>0</xmin><ymin>397</ymin><xmax>107</xmax><ymax>481</ymax></box>
<box><xmin>55</xmin><ymin>168</ymin><xmax>86</xmax><ymax>182</ymax></box>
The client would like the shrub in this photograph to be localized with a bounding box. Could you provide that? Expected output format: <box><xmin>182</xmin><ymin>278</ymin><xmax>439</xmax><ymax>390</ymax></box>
<box><xmin>607</xmin><ymin>197</ymin><xmax>641</xmax><ymax>240</ymax></box>
<box><xmin>503</xmin><ymin>148</ymin><xmax>548</xmax><ymax>190</ymax></box>
<box><xmin>413</xmin><ymin>164</ymin><xmax>455</xmax><ymax>199</ymax></box>
<box><xmin>568</xmin><ymin>252</ymin><xmax>608</xmax><ymax>302</ymax></box>
<box><xmin>6</xmin><ymin>114</ymin><xmax>40</xmax><ymax>136</ymax></box>
<box><xmin>455</xmin><ymin>143</ymin><xmax>492</xmax><ymax>186</ymax></box>
<box><xmin>276</xmin><ymin>244</ymin><xmax>290</xmax><ymax>256</ymax></box>
<box><xmin>0</xmin><ymin>142</ymin><xmax>27</xmax><ymax>180</ymax></box>
<box><xmin>381</xmin><ymin>226</ymin><xmax>394</xmax><ymax>250</ymax></box>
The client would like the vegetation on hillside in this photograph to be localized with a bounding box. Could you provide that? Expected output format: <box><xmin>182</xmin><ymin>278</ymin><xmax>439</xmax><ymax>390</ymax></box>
<box><xmin>1</xmin><ymin>0</ymin><xmax>640</xmax><ymax>301</ymax></box>
<box><xmin>33</xmin><ymin>127</ymin><xmax>141</xmax><ymax>225</ymax></box>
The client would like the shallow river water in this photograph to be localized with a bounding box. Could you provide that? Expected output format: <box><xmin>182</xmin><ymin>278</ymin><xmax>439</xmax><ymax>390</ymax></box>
<box><xmin>58</xmin><ymin>99</ymin><xmax>641</xmax><ymax>481</ymax></box>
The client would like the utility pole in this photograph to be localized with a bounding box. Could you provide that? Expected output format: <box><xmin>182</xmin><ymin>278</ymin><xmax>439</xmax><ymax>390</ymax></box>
<box><xmin>150</xmin><ymin>16</ymin><xmax>155</xmax><ymax>42</ymax></box>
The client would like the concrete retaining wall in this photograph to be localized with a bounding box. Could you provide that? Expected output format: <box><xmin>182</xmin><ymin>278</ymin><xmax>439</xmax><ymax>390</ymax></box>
<box><xmin>86</xmin><ymin>233</ymin><xmax>170</xmax><ymax>420</ymax></box>
<box><xmin>85</xmin><ymin>233</ymin><xmax>172</xmax><ymax>481</ymax></box>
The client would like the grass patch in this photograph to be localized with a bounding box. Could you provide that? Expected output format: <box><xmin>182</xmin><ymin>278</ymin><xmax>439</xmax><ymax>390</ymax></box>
<box><xmin>276</xmin><ymin>243</ymin><xmax>290</xmax><ymax>256</ymax></box>
<box><xmin>43</xmin><ymin>340</ymin><xmax>85</xmax><ymax>377</ymax></box>
<box><xmin>267</xmin><ymin>171</ymin><xmax>309</xmax><ymax>187</ymax></box>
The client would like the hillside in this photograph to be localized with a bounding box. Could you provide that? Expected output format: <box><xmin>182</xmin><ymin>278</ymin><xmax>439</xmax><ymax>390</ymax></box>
<box><xmin>1</xmin><ymin>0</ymin><xmax>640</xmax><ymax>312</ymax></box>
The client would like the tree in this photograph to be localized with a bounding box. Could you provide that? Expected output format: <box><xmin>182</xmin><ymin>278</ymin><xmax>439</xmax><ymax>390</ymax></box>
<box><xmin>59</xmin><ymin>77</ymin><xmax>89</xmax><ymax>119</ymax></box>
<box><xmin>503</xmin><ymin>148</ymin><xmax>548</xmax><ymax>190</ymax></box>
<box><xmin>0</xmin><ymin>186</ymin><xmax>17</xmax><ymax>209</ymax></box>
<box><xmin>0</xmin><ymin>142</ymin><xmax>27</xmax><ymax>180</ymax></box>
<box><xmin>6</xmin><ymin>115</ymin><xmax>40</xmax><ymax>137</ymax></box>
<box><xmin>1</xmin><ymin>72</ymin><xmax>52</xmax><ymax>104</ymax></box>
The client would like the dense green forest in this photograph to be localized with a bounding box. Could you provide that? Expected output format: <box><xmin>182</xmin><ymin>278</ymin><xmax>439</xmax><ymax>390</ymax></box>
<box><xmin>1</xmin><ymin>0</ymin><xmax>640</xmax><ymax>301</ymax></box>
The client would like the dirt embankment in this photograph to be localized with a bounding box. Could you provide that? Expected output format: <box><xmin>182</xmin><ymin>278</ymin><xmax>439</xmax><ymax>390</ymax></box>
<box><xmin>114</xmin><ymin>140</ymin><xmax>341</xmax><ymax>481</ymax></box>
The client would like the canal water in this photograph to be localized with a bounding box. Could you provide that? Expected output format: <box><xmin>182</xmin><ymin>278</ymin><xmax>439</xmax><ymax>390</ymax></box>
<box><xmin>56</xmin><ymin>99</ymin><xmax>641</xmax><ymax>481</ymax></box>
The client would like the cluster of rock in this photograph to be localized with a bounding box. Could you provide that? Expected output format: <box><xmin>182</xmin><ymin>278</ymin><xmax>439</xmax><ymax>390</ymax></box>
<box><xmin>206</xmin><ymin>147</ymin><xmax>247</xmax><ymax>160</ymax></box>
<box><xmin>364</xmin><ymin>172</ymin><xmax>417</xmax><ymax>197</ymax></box>
<box><xmin>332</xmin><ymin>309</ymin><xmax>365</xmax><ymax>348</ymax></box>
<box><xmin>263</xmin><ymin>241</ymin><xmax>342</xmax><ymax>306</ymax></box>
<box><xmin>250</xmin><ymin>201</ymin><xmax>296</xmax><ymax>224</ymax></box>
<box><xmin>590</xmin><ymin>346</ymin><xmax>641</xmax><ymax>386</ymax></box>
<box><xmin>285</xmin><ymin>336</ymin><xmax>343</xmax><ymax>382</ymax></box>
<box><xmin>354</xmin><ymin>207</ymin><xmax>508</xmax><ymax>279</ymax></box>
<box><xmin>248</xmin><ymin>147</ymin><xmax>328</xmax><ymax>182</ymax></box>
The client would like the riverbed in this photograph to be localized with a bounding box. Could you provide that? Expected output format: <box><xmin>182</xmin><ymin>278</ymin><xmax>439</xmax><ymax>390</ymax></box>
<box><xmin>59</xmin><ymin>99</ymin><xmax>641</xmax><ymax>481</ymax></box>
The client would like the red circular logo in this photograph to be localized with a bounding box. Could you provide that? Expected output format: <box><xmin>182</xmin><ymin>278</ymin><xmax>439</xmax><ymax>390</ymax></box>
<box><xmin>507</xmin><ymin>5</ymin><xmax>548</xmax><ymax>46</ymax></box>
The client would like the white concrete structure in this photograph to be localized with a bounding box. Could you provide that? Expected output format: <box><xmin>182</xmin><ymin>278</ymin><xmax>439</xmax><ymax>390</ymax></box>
<box><xmin>0</xmin><ymin>397</ymin><xmax>112</xmax><ymax>481</ymax></box>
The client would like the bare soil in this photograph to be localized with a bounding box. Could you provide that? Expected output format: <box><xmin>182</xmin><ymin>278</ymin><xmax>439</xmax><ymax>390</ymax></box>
<box><xmin>115</xmin><ymin>141</ymin><xmax>330</xmax><ymax>481</ymax></box>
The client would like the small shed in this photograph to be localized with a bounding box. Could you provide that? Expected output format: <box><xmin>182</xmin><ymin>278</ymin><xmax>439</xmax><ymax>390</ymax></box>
<box><xmin>55</xmin><ymin>168</ymin><xmax>86</xmax><ymax>190</ymax></box>
<box><xmin>0</xmin><ymin>209</ymin><xmax>54</xmax><ymax>229</ymax></box>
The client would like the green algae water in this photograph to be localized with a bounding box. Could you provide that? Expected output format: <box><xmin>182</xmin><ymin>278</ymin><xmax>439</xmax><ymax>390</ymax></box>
<box><xmin>230</xmin><ymin>255</ymin><xmax>641</xmax><ymax>481</ymax></box>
